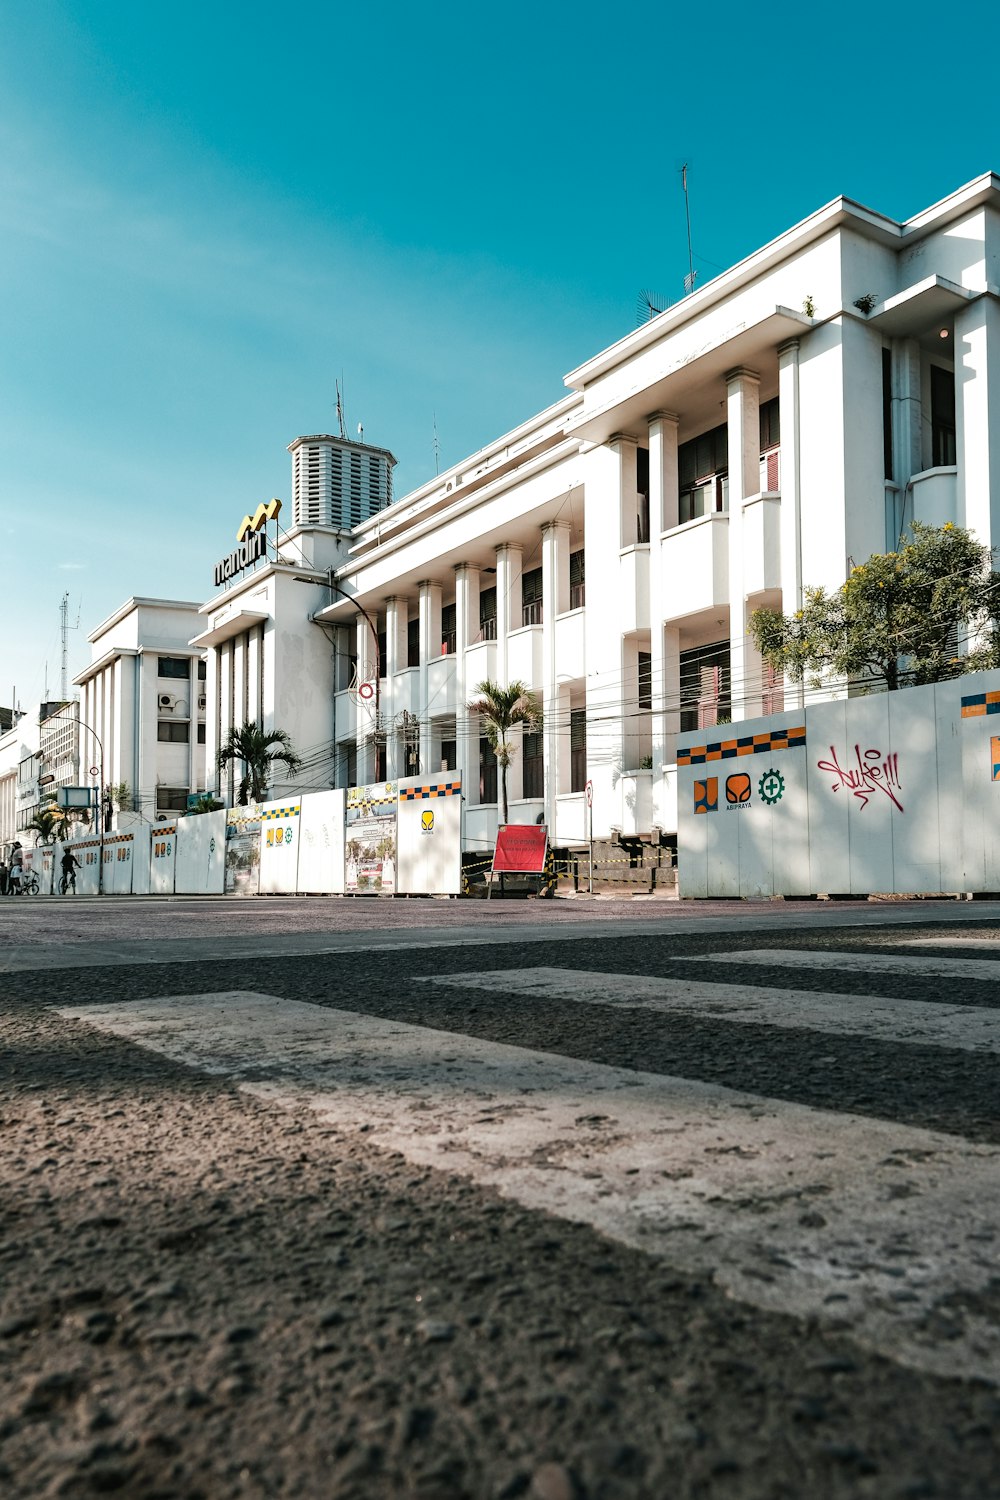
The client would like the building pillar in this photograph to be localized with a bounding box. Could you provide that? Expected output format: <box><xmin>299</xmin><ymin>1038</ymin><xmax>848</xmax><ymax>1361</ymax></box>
<box><xmin>205</xmin><ymin>646</ymin><xmax>219</xmax><ymax>797</ymax></box>
<box><xmin>955</xmin><ymin>295</ymin><xmax>1000</xmax><ymax>553</ymax></box>
<box><xmin>647</xmin><ymin>412</ymin><xmax>679</xmax><ymax>806</ymax></box>
<box><xmin>218</xmin><ymin>643</ymin><xmax>233</xmax><ymax>803</ymax></box>
<box><xmin>356</xmin><ymin>613</ymin><xmax>377</xmax><ymax>784</ymax></box>
<box><xmin>495</xmin><ymin>544</ymin><xmax>522</xmax><ymax>685</ymax></box>
<box><xmin>726</xmin><ymin>366</ymin><xmax>761</xmax><ymax>721</ymax></box>
<box><xmin>417</xmin><ymin>580</ymin><xmax>442</xmax><ymax>778</ymax></box>
<box><xmin>454</xmin><ymin>564</ymin><xmax>479</xmax><ymax>805</ymax></box>
<box><xmin>541</xmin><ymin>521</ymin><xmax>570</xmax><ymax>828</ymax></box>
<box><xmin>384</xmin><ymin>596</ymin><xmax>408</xmax><ymax>778</ymax></box>
<box><xmin>777</xmin><ymin>341</ymin><xmax>804</xmax><ymax>711</ymax></box>
<box><xmin>611</xmin><ymin>433</ymin><xmax>640</xmax><ymax>548</ymax></box>
<box><xmin>648</xmin><ymin>410</ymin><xmax>680</xmax><ymax>535</ymax></box>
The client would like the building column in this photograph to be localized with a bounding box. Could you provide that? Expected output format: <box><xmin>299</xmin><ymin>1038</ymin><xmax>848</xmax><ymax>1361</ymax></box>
<box><xmin>648</xmin><ymin>410</ymin><xmax>680</xmax><ymax>535</ymax></box>
<box><xmin>218</xmin><ymin>643</ymin><xmax>233</xmax><ymax>803</ymax></box>
<box><xmin>384</xmin><ymin>596</ymin><xmax>408</xmax><ymax>778</ymax></box>
<box><xmin>205</xmin><ymin>646</ymin><xmax>219</xmax><ymax>797</ymax></box>
<box><xmin>541</xmin><ymin>521</ymin><xmax>570</xmax><ymax>828</ymax></box>
<box><xmin>955</xmin><ymin>295</ymin><xmax>1000</xmax><ymax>553</ymax></box>
<box><xmin>647</xmin><ymin>412</ymin><xmax>679</xmax><ymax>807</ymax></box>
<box><xmin>610</xmin><ymin>433</ymin><xmax>640</xmax><ymax>548</ymax></box>
<box><xmin>356</xmin><ymin>613</ymin><xmax>377</xmax><ymax>784</ymax></box>
<box><xmin>454</xmin><ymin>565</ymin><xmax>479</xmax><ymax>805</ymax></box>
<box><xmin>417</xmin><ymin>580</ymin><xmax>442</xmax><ymax>779</ymax></box>
<box><xmin>726</xmin><ymin>366</ymin><xmax>761</xmax><ymax>721</ymax></box>
<box><xmin>777</xmin><ymin>341</ymin><xmax>804</xmax><ymax>711</ymax></box>
<box><xmin>495</xmin><ymin>544</ymin><xmax>522</xmax><ymax>686</ymax></box>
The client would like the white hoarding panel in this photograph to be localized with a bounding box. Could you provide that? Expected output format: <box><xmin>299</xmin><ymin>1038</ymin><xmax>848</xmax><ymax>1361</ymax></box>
<box><xmin>885</xmin><ymin>687</ymin><xmax>944</xmax><ymax>893</ymax></box>
<box><xmin>396</xmin><ymin>775</ymin><xmax>462</xmax><ymax>895</ymax></box>
<box><xmin>65</xmin><ymin>837</ymin><xmax>101</xmax><ymax>896</ymax></box>
<box><xmin>258</xmin><ymin>800</ymin><xmax>301</xmax><ymax>894</ymax></box>
<box><xmin>148</xmin><ymin>823</ymin><xmax>178</xmax><ymax>895</ymax></box>
<box><xmin>958</xmin><ymin>673</ymin><xmax>1000</xmax><ymax>891</ymax></box>
<box><xmin>298</xmin><ymin>790</ymin><xmax>346</xmax><ymax>894</ymax></box>
<box><xmin>175</xmin><ymin>809</ymin><xmax>226</xmax><ymax>895</ymax></box>
<box><xmin>345</xmin><ymin>783</ymin><xmax>397</xmax><ymax>895</ymax></box>
<box><xmin>677</xmin><ymin>716</ymin><xmax>808</xmax><ymax>898</ymax></box>
<box><xmin>102</xmin><ymin>833</ymin><xmax>135</xmax><ymax>894</ymax></box>
<box><xmin>225</xmin><ymin>806</ymin><xmax>261</xmax><ymax>895</ymax></box>
<box><xmin>36</xmin><ymin>846</ymin><xmax>55</xmax><ymax>896</ymax></box>
<box><xmin>807</xmin><ymin>700</ymin><xmax>851</xmax><ymax>896</ymax></box>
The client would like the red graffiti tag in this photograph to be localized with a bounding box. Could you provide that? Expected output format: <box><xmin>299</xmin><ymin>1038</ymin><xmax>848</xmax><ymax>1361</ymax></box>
<box><xmin>816</xmin><ymin>743</ymin><xmax>904</xmax><ymax>812</ymax></box>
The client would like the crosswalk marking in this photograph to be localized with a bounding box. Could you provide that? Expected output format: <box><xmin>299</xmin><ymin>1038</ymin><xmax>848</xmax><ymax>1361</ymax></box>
<box><xmin>58</xmin><ymin>988</ymin><xmax>1000</xmax><ymax>1386</ymax></box>
<box><xmin>420</xmin><ymin>966</ymin><xmax>1000</xmax><ymax>1053</ymax></box>
<box><xmin>713</xmin><ymin>948</ymin><xmax>1000</xmax><ymax>982</ymax></box>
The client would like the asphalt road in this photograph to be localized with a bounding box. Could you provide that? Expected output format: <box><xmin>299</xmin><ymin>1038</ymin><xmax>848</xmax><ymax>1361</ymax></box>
<box><xmin>2</xmin><ymin>893</ymin><xmax>1000</xmax><ymax>1499</ymax></box>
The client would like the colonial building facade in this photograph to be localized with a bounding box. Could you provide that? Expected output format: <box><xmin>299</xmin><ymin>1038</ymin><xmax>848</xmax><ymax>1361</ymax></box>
<box><xmin>61</xmin><ymin>173</ymin><xmax>1000</xmax><ymax>857</ymax></box>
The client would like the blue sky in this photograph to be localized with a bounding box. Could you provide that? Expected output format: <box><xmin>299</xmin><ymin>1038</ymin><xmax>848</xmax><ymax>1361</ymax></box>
<box><xmin>2</xmin><ymin>0</ymin><xmax>998</xmax><ymax>707</ymax></box>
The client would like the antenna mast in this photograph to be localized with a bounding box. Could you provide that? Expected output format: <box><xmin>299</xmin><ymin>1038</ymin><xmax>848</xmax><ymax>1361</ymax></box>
<box><xmin>433</xmin><ymin>413</ymin><xmax>440</xmax><ymax>476</ymax></box>
<box><xmin>60</xmin><ymin>592</ymin><xmax>69</xmax><ymax>700</ymax></box>
<box><xmin>681</xmin><ymin>163</ymin><xmax>697</xmax><ymax>296</ymax></box>
<box><xmin>335</xmin><ymin>380</ymin><xmax>347</xmax><ymax>440</ymax></box>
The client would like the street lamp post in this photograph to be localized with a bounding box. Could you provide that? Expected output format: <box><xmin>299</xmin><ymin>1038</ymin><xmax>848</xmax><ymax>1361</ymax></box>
<box><xmin>75</xmin><ymin>718</ymin><xmax>105</xmax><ymax>896</ymax></box>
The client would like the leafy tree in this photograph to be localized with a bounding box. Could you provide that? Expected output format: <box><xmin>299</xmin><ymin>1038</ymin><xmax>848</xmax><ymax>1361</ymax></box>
<box><xmin>217</xmin><ymin>721</ymin><xmax>302</xmax><ymax>805</ymax></box>
<box><xmin>467</xmin><ymin>678</ymin><xmax>542</xmax><ymax>825</ymax></box>
<box><xmin>187</xmin><ymin>795</ymin><xmax>223</xmax><ymax>816</ymax></box>
<box><xmin>749</xmin><ymin>522</ymin><xmax>1000</xmax><ymax>693</ymax></box>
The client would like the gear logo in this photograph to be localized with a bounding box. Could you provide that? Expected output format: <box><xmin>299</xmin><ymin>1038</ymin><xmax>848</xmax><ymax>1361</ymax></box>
<box><xmin>758</xmin><ymin>767</ymin><xmax>785</xmax><ymax>805</ymax></box>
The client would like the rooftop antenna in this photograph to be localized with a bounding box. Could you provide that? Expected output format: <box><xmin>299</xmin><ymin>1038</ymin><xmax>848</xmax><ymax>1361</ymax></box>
<box><xmin>636</xmin><ymin>289</ymin><xmax>668</xmax><ymax>326</ymax></box>
<box><xmin>433</xmin><ymin>412</ymin><xmax>440</xmax><ymax>475</ymax></box>
<box><xmin>335</xmin><ymin>379</ymin><xmax>347</xmax><ymax>440</ymax></box>
<box><xmin>681</xmin><ymin>163</ymin><xmax>697</xmax><ymax>296</ymax></box>
<box><xmin>59</xmin><ymin>591</ymin><xmax>79</xmax><ymax>701</ymax></box>
<box><xmin>357</xmin><ymin>421</ymin><xmax>364</xmax><ymax>443</ymax></box>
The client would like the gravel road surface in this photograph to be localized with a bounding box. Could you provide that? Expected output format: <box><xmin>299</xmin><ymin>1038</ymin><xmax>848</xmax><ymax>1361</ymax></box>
<box><xmin>2</xmin><ymin>895</ymin><xmax>1000</xmax><ymax>1499</ymax></box>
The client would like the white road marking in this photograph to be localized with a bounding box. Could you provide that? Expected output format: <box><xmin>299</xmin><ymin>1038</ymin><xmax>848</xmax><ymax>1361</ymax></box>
<box><xmin>421</xmin><ymin>966</ymin><xmax>1000</xmax><ymax>1053</ymax></box>
<box><xmin>59</xmin><ymin>990</ymin><xmax>1000</xmax><ymax>1385</ymax></box>
<box><xmin>714</xmin><ymin>948</ymin><xmax>1000</xmax><ymax>982</ymax></box>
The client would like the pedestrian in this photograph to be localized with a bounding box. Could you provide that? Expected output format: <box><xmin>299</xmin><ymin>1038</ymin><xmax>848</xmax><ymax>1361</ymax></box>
<box><xmin>9</xmin><ymin>843</ymin><xmax>23</xmax><ymax>895</ymax></box>
<box><xmin>0</xmin><ymin>858</ymin><xmax>8</xmax><ymax>896</ymax></box>
<box><xmin>60</xmin><ymin>848</ymin><xmax>79</xmax><ymax>895</ymax></box>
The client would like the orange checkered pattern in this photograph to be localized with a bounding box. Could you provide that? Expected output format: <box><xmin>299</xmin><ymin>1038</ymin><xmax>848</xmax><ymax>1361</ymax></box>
<box><xmin>678</xmin><ymin>726</ymin><xmax>805</xmax><ymax>767</ymax></box>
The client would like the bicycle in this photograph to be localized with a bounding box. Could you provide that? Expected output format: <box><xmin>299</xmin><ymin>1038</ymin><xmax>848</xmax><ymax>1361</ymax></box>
<box><xmin>58</xmin><ymin>871</ymin><xmax>77</xmax><ymax>896</ymax></box>
<box><xmin>19</xmin><ymin>874</ymin><xmax>40</xmax><ymax>896</ymax></box>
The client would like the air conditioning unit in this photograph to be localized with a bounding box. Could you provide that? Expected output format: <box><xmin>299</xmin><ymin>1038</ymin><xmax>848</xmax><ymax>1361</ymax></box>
<box><xmin>198</xmin><ymin>695</ymin><xmax>207</xmax><ymax>710</ymax></box>
<box><xmin>158</xmin><ymin>693</ymin><xmax>176</xmax><ymax>710</ymax></box>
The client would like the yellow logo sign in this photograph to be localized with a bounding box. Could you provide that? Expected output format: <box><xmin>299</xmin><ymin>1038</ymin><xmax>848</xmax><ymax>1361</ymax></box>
<box><xmin>236</xmin><ymin>497</ymin><xmax>282</xmax><ymax>543</ymax></box>
<box><xmin>421</xmin><ymin>809</ymin><xmax>435</xmax><ymax>833</ymax></box>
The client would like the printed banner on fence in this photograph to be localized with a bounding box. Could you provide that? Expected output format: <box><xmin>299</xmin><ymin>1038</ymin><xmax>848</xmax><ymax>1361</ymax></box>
<box><xmin>345</xmin><ymin>782</ymin><xmax>397</xmax><ymax>894</ymax></box>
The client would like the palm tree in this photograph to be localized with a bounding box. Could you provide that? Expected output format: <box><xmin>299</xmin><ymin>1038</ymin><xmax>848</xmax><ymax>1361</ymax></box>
<box><xmin>24</xmin><ymin>806</ymin><xmax>72</xmax><ymax>845</ymax></box>
<box><xmin>467</xmin><ymin>678</ymin><xmax>542</xmax><ymax>825</ymax></box>
<box><xmin>217</xmin><ymin>722</ymin><xmax>302</xmax><ymax>805</ymax></box>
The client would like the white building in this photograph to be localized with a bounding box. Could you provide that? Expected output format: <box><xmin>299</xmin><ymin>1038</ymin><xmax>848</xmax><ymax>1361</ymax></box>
<box><xmin>314</xmin><ymin>172</ymin><xmax>1000</xmax><ymax>853</ymax></box>
<box><xmin>68</xmin><ymin>172</ymin><xmax>1000</xmax><ymax>859</ymax></box>
<box><xmin>0</xmin><ymin>700</ymin><xmax>85</xmax><ymax>854</ymax></box>
<box><xmin>74</xmin><ymin>598</ymin><xmax>208</xmax><ymax>820</ymax></box>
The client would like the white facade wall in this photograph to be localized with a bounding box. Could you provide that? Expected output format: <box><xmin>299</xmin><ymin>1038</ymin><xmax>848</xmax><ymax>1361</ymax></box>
<box><xmin>315</xmin><ymin>176</ymin><xmax>1000</xmax><ymax>849</ymax></box>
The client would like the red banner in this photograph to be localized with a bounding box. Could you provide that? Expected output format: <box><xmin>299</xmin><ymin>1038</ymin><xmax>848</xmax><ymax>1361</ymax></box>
<box><xmin>492</xmin><ymin>824</ymin><xmax>548</xmax><ymax>874</ymax></box>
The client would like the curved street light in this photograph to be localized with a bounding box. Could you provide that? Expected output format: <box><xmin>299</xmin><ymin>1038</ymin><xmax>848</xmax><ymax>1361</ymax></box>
<box><xmin>74</xmin><ymin>718</ymin><xmax>105</xmax><ymax>896</ymax></box>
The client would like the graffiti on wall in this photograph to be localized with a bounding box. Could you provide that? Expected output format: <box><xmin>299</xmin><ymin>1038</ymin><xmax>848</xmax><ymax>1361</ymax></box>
<box><xmin>816</xmin><ymin>744</ymin><xmax>903</xmax><ymax>812</ymax></box>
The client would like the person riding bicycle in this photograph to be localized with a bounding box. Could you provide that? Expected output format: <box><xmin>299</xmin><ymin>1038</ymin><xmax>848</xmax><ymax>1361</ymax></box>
<box><xmin>60</xmin><ymin>848</ymin><xmax>80</xmax><ymax>894</ymax></box>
